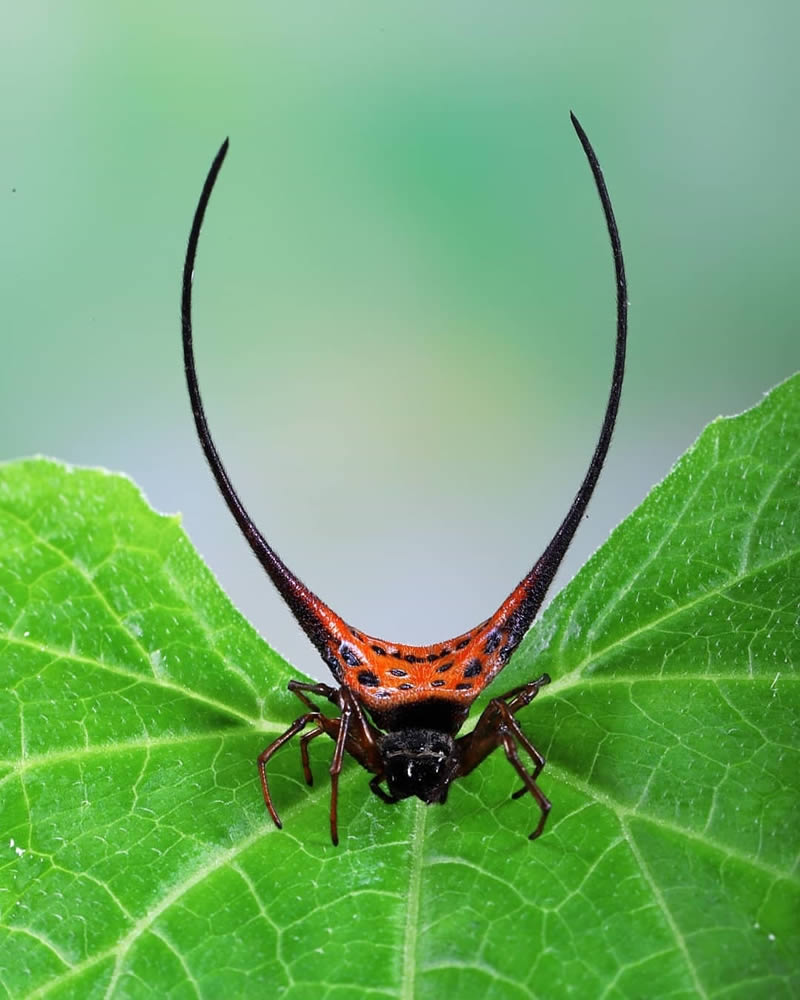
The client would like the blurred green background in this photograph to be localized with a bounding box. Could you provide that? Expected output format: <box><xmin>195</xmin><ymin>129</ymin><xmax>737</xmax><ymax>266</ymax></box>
<box><xmin>2</xmin><ymin>4</ymin><xmax>796</xmax><ymax>679</ymax></box>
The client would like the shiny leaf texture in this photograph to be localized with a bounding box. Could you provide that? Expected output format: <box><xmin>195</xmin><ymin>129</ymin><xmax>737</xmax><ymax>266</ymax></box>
<box><xmin>1</xmin><ymin>374</ymin><xmax>798</xmax><ymax>999</ymax></box>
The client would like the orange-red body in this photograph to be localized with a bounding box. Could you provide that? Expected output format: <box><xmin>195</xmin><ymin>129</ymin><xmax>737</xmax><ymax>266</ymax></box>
<box><xmin>301</xmin><ymin>581</ymin><xmax>532</xmax><ymax>714</ymax></box>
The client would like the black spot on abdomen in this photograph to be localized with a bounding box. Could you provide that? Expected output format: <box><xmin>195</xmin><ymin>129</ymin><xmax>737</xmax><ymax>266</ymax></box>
<box><xmin>484</xmin><ymin>631</ymin><xmax>502</xmax><ymax>654</ymax></box>
<box><xmin>340</xmin><ymin>644</ymin><xmax>362</xmax><ymax>667</ymax></box>
<box><xmin>463</xmin><ymin>659</ymin><xmax>483</xmax><ymax>678</ymax></box>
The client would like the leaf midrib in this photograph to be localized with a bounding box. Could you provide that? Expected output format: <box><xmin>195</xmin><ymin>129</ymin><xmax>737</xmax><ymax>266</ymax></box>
<box><xmin>400</xmin><ymin>803</ymin><xmax>426</xmax><ymax>1000</ymax></box>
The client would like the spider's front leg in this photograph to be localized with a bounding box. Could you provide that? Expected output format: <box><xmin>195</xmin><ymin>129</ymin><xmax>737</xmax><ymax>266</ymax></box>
<box><xmin>368</xmin><ymin>773</ymin><xmax>399</xmax><ymax>805</ymax></box>
<box><xmin>455</xmin><ymin>673</ymin><xmax>552</xmax><ymax>840</ymax></box>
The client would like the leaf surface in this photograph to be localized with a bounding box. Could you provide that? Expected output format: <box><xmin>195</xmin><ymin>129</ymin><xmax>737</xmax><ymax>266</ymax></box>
<box><xmin>0</xmin><ymin>375</ymin><xmax>798</xmax><ymax>998</ymax></box>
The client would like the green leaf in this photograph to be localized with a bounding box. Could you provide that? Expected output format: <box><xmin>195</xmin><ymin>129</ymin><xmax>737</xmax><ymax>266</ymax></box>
<box><xmin>1</xmin><ymin>374</ymin><xmax>798</xmax><ymax>999</ymax></box>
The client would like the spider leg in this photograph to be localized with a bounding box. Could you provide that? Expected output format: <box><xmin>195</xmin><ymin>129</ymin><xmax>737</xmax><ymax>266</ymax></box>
<box><xmin>369</xmin><ymin>774</ymin><xmax>398</xmax><ymax>804</ymax></box>
<box><xmin>299</xmin><ymin>727</ymin><xmax>325</xmax><ymax>785</ymax></box>
<box><xmin>510</xmin><ymin>730</ymin><xmax>546</xmax><ymax>796</ymax></box>
<box><xmin>327</xmin><ymin>696</ymin><xmax>354</xmax><ymax>847</ymax></box>
<box><xmin>258</xmin><ymin>712</ymin><xmax>331</xmax><ymax>829</ymax></box>
<box><xmin>260</xmin><ymin>682</ymin><xmax>386</xmax><ymax>845</ymax></box>
<box><xmin>283</xmin><ymin>680</ymin><xmax>349</xmax><ymax>790</ymax></box>
<box><xmin>328</xmin><ymin>689</ymin><xmax>391</xmax><ymax>844</ymax></box>
<box><xmin>456</xmin><ymin>675</ymin><xmax>551</xmax><ymax>840</ymax></box>
<box><xmin>288</xmin><ymin>678</ymin><xmax>339</xmax><ymax>710</ymax></box>
<box><xmin>494</xmin><ymin>673</ymin><xmax>550</xmax><ymax>798</ymax></box>
<box><xmin>494</xmin><ymin>673</ymin><xmax>551</xmax><ymax>713</ymax></box>
<box><xmin>497</xmin><ymin>713</ymin><xmax>552</xmax><ymax>839</ymax></box>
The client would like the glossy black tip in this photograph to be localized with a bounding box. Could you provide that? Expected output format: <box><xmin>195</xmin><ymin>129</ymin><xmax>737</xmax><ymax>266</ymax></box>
<box><xmin>569</xmin><ymin>112</ymin><xmax>594</xmax><ymax>162</ymax></box>
<box><xmin>569</xmin><ymin>111</ymin><xmax>586</xmax><ymax>139</ymax></box>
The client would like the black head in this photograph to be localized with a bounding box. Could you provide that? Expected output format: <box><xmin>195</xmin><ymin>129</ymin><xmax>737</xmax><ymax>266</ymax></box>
<box><xmin>379</xmin><ymin>729</ymin><xmax>461</xmax><ymax>804</ymax></box>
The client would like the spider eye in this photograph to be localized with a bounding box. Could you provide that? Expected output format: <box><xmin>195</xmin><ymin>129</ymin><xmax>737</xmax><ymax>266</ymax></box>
<box><xmin>380</xmin><ymin>729</ymin><xmax>457</xmax><ymax>803</ymax></box>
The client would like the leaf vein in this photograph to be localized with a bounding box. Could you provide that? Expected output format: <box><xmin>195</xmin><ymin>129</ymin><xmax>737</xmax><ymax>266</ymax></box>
<box><xmin>620</xmin><ymin>816</ymin><xmax>708</xmax><ymax>999</ymax></box>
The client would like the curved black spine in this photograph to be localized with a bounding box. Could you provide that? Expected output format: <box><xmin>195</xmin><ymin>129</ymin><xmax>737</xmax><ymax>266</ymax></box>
<box><xmin>502</xmin><ymin>112</ymin><xmax>628</xmax><ymax>648</ymax></box>
<box><xmin>181</xmin><ymin>139</ymin><xmax>340</xmax><ymax>669</ymax></box>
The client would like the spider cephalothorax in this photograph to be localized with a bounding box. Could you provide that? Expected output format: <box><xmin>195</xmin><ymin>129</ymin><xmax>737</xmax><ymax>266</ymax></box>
<box><xmin>181</xmin><ymin>112</ymin><xmax>627</xmax><ymax>845</ymax></box>
<box><xmin>378</xmin><ymin>729</ymin><xmax>461</xmax><ymax>804</ymax></box>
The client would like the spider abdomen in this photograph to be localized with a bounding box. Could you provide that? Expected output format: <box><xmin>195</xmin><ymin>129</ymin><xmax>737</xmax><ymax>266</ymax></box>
<box><xmin>368</xmin><ymin>697</ymin><xmax>470</xmax><ymax>736</ymax></box>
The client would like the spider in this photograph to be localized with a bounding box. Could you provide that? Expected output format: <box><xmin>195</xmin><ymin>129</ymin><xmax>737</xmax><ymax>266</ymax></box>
<box><xmin>180</xmin><ymin>112</ymin><xmax>627</xmax><ymax>845</ymax></box>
